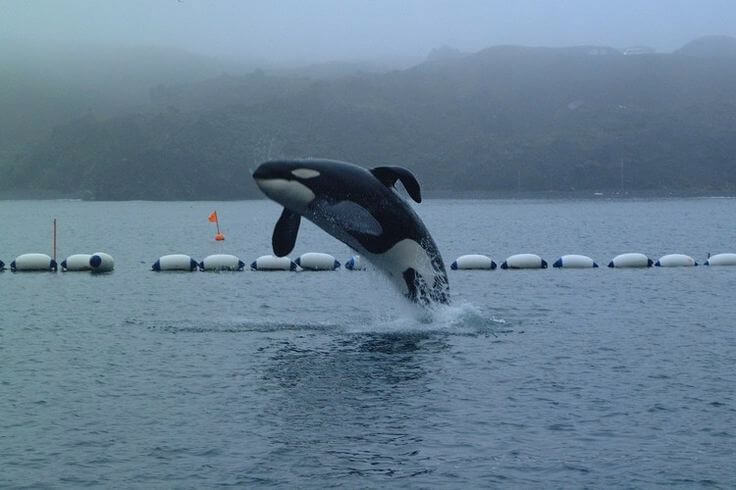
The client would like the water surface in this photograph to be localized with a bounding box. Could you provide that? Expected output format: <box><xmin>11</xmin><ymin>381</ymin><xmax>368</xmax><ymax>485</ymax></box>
<box><xmin>1</xmin><ymin>198</ymin><xmax>735</xmax><ymax>487</ymax></box>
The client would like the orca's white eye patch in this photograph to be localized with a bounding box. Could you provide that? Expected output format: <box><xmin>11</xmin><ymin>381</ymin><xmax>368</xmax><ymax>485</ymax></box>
<box><xmin>291</xmin><ymin>168</ymin><xmax>320</xmax><ymax>179</ymax></box>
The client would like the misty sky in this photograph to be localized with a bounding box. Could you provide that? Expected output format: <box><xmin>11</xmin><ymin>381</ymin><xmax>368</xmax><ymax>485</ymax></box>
<box><xmin>2</xmin><ymin>0</ymin><xmax>736</xmax><ymax>63</ymax></box>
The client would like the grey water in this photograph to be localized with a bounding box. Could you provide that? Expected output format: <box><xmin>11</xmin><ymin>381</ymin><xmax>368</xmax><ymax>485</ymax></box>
<box><xmin>1</xmin><ymin>198</ymin><xmax>735</xmax><ymax>487</ymax></box>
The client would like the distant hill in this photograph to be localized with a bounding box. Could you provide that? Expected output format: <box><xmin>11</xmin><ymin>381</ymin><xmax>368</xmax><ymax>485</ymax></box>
<box><xmin>267</xmin><ymin>57</ymin><xmax>419</xmax><ymax>80</ymax></box>
<box><xmin>426</xmin><ymin>45</ymin><xmax>465</xmax><ymax>62</ymax></box>
<box><xmin>4</xmin><ymin>39</ymin><xmax>736</xmax><ymax>199</ymax></box>
<box><xmin>676</xmin><ymin>35</ymin><xmax>736</xmax><ymax>58</ymax></box>
<box><xmin>148</xmin><ymin>71</ymin><xmax>314</xmax><ymax>113</ymax></box>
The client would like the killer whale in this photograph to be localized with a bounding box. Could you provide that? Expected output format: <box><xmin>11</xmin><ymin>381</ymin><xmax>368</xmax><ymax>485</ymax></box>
<box><xmin>253</xmin><ymin>159</ymin><xmax>449</xmax><ymax>304</ymax></box>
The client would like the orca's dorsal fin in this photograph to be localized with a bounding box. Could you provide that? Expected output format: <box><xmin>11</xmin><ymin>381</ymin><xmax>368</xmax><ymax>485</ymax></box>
<box><xmin>370</xmin><ymin>166</ymin><xmax>422</xmax><ymax>203</ymax></box>
<box><xmin>272</xmin><ymin>208</ymin><xmax>301</xmax><ymax>257</ymax></box>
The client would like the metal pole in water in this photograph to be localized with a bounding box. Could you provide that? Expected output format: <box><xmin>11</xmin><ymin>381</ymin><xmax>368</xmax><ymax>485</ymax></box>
<box><xmin>53</xmin><ymin>218</ymin><xmax>57</xmax><ymax>262</ymax></box>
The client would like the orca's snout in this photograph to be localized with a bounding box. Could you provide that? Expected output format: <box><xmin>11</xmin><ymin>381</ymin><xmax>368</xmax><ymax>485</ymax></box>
<box><xmin>253</xmin><ymin>161</ymin><xmax>293</xmax><ymax>181</ymax></box>
<box><xmin>253</xmin><ymin>160</ymin><xmax>317</xmax><ymax>210</ymax></box>
<box><xmin>252</xmin><ymin>162</ymin><xmax>274</xmax><ymax>181</ymax></box>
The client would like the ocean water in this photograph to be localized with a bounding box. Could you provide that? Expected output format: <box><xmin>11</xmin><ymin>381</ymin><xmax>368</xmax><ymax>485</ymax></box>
<box><xmin>1</xmin><ymin>198</ymin><xmax>735</xmax><ymax>487</ymax></box>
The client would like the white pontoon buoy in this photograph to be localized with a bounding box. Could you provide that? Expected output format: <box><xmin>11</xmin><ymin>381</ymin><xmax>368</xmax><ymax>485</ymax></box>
<box><xmin>11</xmin><ymin>253</ymin><xmax>57</xmax><ymax>272</ymax></box>
<box><xmin>704</xmin><ymin>253</ymin><xmax>736</xmax><ymax>266</ymax></box>
<box><xmin>608</xmin><ymin>253</ymin><xmax>653</xmax><ymax>268</ymax></box>
<box><xmin>451</xmin><ymin>254</ymin><xmax>497</xmax><ymax>270</ymax></box>
<box><xmin>501</xmin><ymin>254</ymin><xmax>547</xmax><ymax>269</ymax></box>
<box><xmin>655</xmin><ymin>254</ymin><xmax>697</xmax><ymax>267</ymax></box>
<box><xmin>199</xmin><ymin>254</ymin><xmax>245</xmax><ymax>271</ymax></box>
<box><xmin>345</xmin><ymin>255</ymin><xmax>366</xmax><ymax>271</ymax></box>
<box><xmin>553</xmin><ymin>254</ymin><xmax>598</xmax><ymax>268</ymax></box>
<box><xmin>295</xmin><ymin>252</ymin><xmax>340</xmax><ymax>271</ymax></box>
<box><xmin>152</xmin><ymin>254</ymin><xmax>198</xmax><ymax>271</ymax></box>
<box><xmin>61</xmin><ymin>254</ymin><xmax>93</xmax><ymax>271</ymax></box>
<box><xmin>251</xmin><ymin>255</ymin><xmax>297</xmax><ymax>271</ymax></box>
<box><xmin>90</xmin><ymin>252</ymin><xmax>114</xmax><ymax>273</ymax></box>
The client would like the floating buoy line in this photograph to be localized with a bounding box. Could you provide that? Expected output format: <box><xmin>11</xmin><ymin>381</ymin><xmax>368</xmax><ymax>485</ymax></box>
<box><xmin>295</xmin><ymin>252</ymin><xmax>340</xmax><ymax>271</ymax></box>
<box><xmin>345</xmin><ymin>255</ymin><xmax>366</xmax><ymax>271</ymax></box>
<box><xmin>501</xmin><ymin>254</ymin><xmax>547</xmax><ymax>270</ymax></box>
<box><xmin>452</xmin><ymin>254</ymin><xmax>497</xmax><ymax>270</ymax></box>
<box><xmin>200</xmin><ymin>254</ymin><xmax>245</xmax><ymax>271</ymax></box>
<box><xmin>11</xmin><ymin>253</ymin><xmax>57</xmax><ymax>272</ymax></box>
<box><xmin>3</xmin><ymin>251</ymin><xmax>735</xmax><ymax>274</ymax></box>
<box><xmin>60</xmin><ymin>252</ymin><xmax>115</xmax><ymax>272</ymax></box>
<box><xmin>2</xmin><ymin>217</ymin><xmax>734</xmax><ymax>276</ymax></box>
<box><xmin>251</xmin><ymin>255</ymin><xmax>297</xmax><ymax>271</ymax></box>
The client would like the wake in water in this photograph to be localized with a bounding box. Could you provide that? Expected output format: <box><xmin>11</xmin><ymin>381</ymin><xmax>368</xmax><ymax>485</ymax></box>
<box><xmin>137</xmin><ymin>266</ymin><xmax>509</xmax><ymax>337</ymax></box>
<box><xmin>139</xmin><ymin>300</ymin><xmax>508</xmax><ymax>337</ymax></box>
<box><xmin>144</xmin><ymin>319</ymin><xmax>343</xmax><ymax>334</ymax></box>
<box><xmin>344</xmin><ymin>300</ymin><xmax>509</xmax><ymax>336</ymax></box>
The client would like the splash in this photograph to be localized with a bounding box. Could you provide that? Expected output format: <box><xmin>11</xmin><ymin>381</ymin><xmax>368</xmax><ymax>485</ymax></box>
<box><xmin>344</xmin><ymin>299</ymin><xmax>507</xmax><ymax>336</ymax></box>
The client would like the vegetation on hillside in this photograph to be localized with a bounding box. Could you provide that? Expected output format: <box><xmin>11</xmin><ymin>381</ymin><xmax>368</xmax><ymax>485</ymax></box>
<box><xmin>3</xmin><ymin>37</ymin><xmax>736</xmax><ymax>199</ymax></box>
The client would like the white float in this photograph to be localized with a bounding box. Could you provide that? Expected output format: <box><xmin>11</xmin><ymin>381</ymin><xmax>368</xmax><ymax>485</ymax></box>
<box><xmin>553</xmin><ymin>254</ymin><xmax>598</xmax><ymax>268</ymax></box>
<box><xmin>295</xmin><ymin>252</ymin><xmax>340</xmax><ymax>271</ymax></box>
<box><xmin>251</xmin><ymin>255</ymin><xmax>297</xmax><ymax>271</ymax></box>
<box><xmin>61</xmin><ymin>254</ymin><xmax>93</xmax><ymax>271</ymax></box>
<box><xmin>199</xmin><ymin>254</ymin><xmax>245</xmax><ymax>271</ymax></box>
<box><xmin>655</xmin><ymin>254</ymin><xmax>697</xmax><ymax>267</ymax></box>
<box><xmin>90</xmin><ymin>252</ymin><xmax>114</xmax><ymax>273</ymax></box>
<box><xmin>11</xmin><ymin>253</ymin><xmax>57</xmax><ymax>272</ymax></box>
<box><xmin>608</xmin><ymin>253</ymin><xmax>653</xmax><ymax>268</ymax></box>
<box><xmin>152</xmin><ymin>254</ymin><xmax>198</xmax><ymax>271</ymax></box>
<box><xmin>500</xmin><ymin>254</ymin><xmax>547</xmax><ymax>269</ymax></box>
<box><xmin>451</xmin><ymin>254</ymin><xmax>497</xmax><ymax>270</ymax></box>
<box><xmin>345</xmin><ymin>255</ymin><xmax>366</xmax><ymax>271</ymax></box>
<box><xmin>705</xmin><ymin>253</ymin><xmax>736</xmax><ymax>266</ymax></box>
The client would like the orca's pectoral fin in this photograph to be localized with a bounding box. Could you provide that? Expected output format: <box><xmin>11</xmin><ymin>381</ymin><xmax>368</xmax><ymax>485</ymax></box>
<box><xmin>370</xmin><ymin>166</ymin><xmax>422</xmax><ymax>203</ymax></box>
<box><xmin>272</xmin><ymin>208</ymin><xmax>301</xmax><ymax>257</ymax></box>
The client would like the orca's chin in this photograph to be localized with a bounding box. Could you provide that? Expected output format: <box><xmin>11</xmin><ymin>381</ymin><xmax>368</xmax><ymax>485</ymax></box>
<box><xmin>255</xmin><ymin>178</ymin><xmax>315</xmax><ymax>211</ymax></box>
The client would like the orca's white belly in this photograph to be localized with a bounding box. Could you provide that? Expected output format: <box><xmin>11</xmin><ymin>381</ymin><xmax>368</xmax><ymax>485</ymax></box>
<box><xmin>361</xmin><ymin>239</ymin><xmax>438</xmax><ymax>295</ymax></box>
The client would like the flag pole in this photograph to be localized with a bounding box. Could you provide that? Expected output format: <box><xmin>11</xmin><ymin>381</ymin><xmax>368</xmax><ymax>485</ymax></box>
<box><xmin>211</xmin><ymin>210</ymin><xmax>225</xmax><ymax>241</ymax></box>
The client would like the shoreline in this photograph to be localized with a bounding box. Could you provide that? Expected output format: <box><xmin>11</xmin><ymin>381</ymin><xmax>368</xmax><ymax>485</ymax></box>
<box><xmin>1</xmin><ymin>190</ymin><xmax>735</xmax><ymax>202</ymax></box>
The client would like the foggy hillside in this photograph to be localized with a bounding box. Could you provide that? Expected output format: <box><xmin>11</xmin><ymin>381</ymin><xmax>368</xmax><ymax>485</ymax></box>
<box><xmin>676</xmin><ymin>35</ymin><xmax>736</xmax><ymax>58</ymax></box>
<box><xmin>3</xmin><ymin>37</ymin><xmax>736</xmax><ymax>200</ymax></box>
<box><xmin>0</xmin><ymin>42</ymin><xmax>236</xmax><ymax>152</ymax></box>
<box><xmin>0</xmin><ymin>40</ymin><xmax>407</xmax><ymax>173</ymax></box>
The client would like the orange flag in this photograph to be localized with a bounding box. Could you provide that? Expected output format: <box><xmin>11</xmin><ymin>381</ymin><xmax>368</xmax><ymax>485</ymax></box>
<box><xmin>208</xmin><ymin>211</ymin><xmax>218</xmax><ymax>223</ymax></box>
